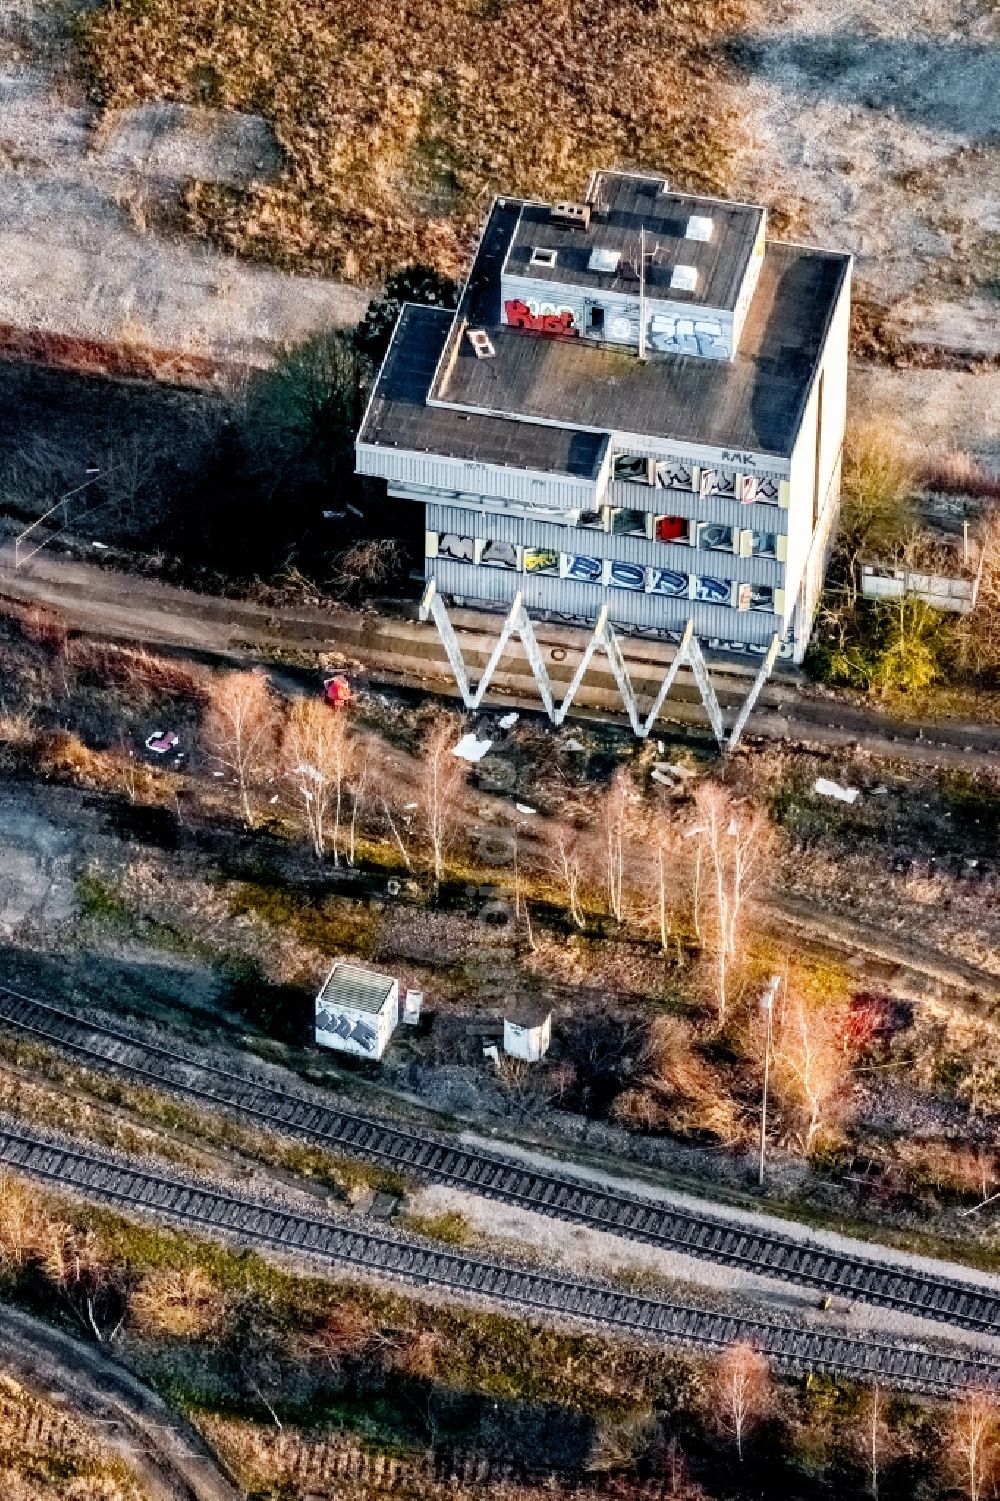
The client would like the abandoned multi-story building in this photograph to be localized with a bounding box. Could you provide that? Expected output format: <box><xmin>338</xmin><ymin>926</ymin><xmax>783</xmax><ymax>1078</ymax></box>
<box><xmin>356</xmin><ymin>169</ymin><xmax>851</xmax><ymax>668</ymax></box>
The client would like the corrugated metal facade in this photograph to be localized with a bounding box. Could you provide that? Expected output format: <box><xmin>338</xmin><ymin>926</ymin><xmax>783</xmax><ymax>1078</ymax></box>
<box><xmin>427</xmin><ymin>502</ymin><xmax>782</xmax><ymax>587</ymax></box>
<box><xmin>430</xmin><ymin>557</ymin><xmax>780</xmax><ymax>645</ymax></box>
<box><xmin>356</xmin><ymin>442</ymin><xmax>600</xmax><ymax>509</ymax></box>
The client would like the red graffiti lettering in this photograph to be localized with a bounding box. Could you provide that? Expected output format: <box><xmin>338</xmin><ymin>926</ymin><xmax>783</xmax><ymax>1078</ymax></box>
<box><xmin>503</xmin><ymin>300</ymin><xmax>579</xmax><ymax>337</ymax></box>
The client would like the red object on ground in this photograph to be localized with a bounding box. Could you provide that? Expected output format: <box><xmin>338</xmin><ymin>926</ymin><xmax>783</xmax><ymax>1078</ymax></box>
<box><xmin>323</xmin><ymin>675</ymin><xmax>352</xmax><ymax>708</ymax></box>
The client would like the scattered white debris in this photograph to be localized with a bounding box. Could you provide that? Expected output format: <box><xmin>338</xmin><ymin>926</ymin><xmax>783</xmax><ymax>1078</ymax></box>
<box><xmin>814</xmin><ymin>777</ymin><xmax>861</xmax><ymax>805</ymax></box>
<box><xmin>212</xmin><ymin>771</ymin><xmax>225</xmax><ymax>778</ymax></box>
<box><xmin>403</xmin><ymin>802</ymin><xmax>418</xmax><ymax>810</ymax></box>
<box><xmin>684</xmin><ymin>824</ymin><xmax>706</xmax><ymax>839</ymax></box>
<box><xmin>727</xmin><ymin>818</ymin><xmax>740</xmax><ymax>836</ymax></box>
<box><xmin>270</xmin><ymin>794</ymin><xmax>279</xmax><ymax>804</ymax></box>
<box><xmin>564</xmin><ymin>737</ymin><xmax>585</xmax><ymax>752</ymax></box>
<box><xmin>402</xmin><ymin>990</ymin><xmax>423</xmax><ymax>1024</ymax></box>
<box><xmin>498</xmin><ymin>712</ymin><xmax>519</xmax><ymax>730</ymax></box>
<box><xmin>483</xmin><ymin>1044</ymin><xmax>500</xmax><ymax>1065</ymax></box>
<box><xmin>515</xmin><ymin>802</ymin><xmax>537</xmax><ymax>816</ymax></box>
<box><xmin>872</xmin><ymin>785</ymin><xmax>889</xmax><ymax>796</ymax></box>
<box><xmin>293</xmin><ymin>762</ymin><xmax>324</xmax><ymax>783</ymax></box>
<box><xmin>651</xmin><ymin>770</ymin><xmax>673</xmax><ymax>788</ymax></box>
<box><xmin>346</xmin><ymin>503</ymin><xmax>364</xmax><ymax>518</ymax></box>
<box><xmin>452</xmin><ymin>733</ymin><xmax>493</xmax><ymax>763</ymax></box>
<box><xmin>92</xmin><ymin>541</ymin><xmax>109</xmax><ymax>550</ymax></box>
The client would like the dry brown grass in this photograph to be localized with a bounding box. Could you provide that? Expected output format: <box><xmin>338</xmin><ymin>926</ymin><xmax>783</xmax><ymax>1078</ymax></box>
<box><xmin>0</xmin><ymin>1377</ymin><xmax>145</xmax><ymax>1500</ymax></box>
<box><xmin>75</xmin><ymin>0</ymin><xmax>746</xmax><ymax>281</ymax></box>
<box><xmin>130</xmin><ymin>1265</ymin><xmax>223</xmax><ymax>1340</ymax></box>
<box><xmin>920</xmin><ymin>452</ymin><xmax>1000</xmax><ymax>501</ymax></box>
<box><xmin>613</xmin><ymin>1016</ymin><xmax>741</xmax><ymax>1143</ymax></box>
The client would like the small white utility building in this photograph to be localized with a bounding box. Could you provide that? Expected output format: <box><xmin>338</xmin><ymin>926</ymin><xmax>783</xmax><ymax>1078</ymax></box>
<box><xmin>503</xmin><ymin>1002</ymin><xmax>552</xmax><ymax>1063</ymax></box>
<box><xmin>315</xmin><ymin>962</ymin><xmax>399</xmax><ymax>1060</ymax></box>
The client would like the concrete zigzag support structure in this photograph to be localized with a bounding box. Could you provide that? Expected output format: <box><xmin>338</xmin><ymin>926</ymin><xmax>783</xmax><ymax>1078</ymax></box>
<box><xmin>420</xmin><ymin>579</ymin><xmax>778</xmax><ymax>750</ymax></box>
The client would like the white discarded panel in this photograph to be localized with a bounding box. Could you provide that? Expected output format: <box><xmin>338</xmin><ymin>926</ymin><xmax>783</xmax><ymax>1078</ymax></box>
<box><xmin>402</xmin><ymin>989</ymin><xmax>423</xmax><ymax>1025</ymax></box>
<box><xmin>452</xmin><ymin>732</ymin><xmax>493</xmax><ymax>762</ymax></box>
<box><xmin>813</xmin><ymin>777</ymin><xmax>861</xmax><ymax>805</ymax></box>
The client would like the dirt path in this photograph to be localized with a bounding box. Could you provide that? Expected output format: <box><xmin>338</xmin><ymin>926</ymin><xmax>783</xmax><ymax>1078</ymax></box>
<box><xmin>0</xmin><ymin>1301</ymin><xmax>238</xmax><ymax>1501</ymax></box>
<box><xmin>3</xmin><ymin>544</ymin><xmax>1000</xmax><ymax>770</ymax></box>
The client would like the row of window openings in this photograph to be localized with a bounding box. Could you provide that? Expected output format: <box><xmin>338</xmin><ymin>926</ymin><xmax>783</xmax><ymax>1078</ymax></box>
<box><xmin>588</xmin><ymin>507</ymin><xmax>779</xmax><ymax>558</ymax></box>
<box><xmin>430</xmin><ymin>533</ymin><xmax>778</xmax><ymax>613</ymax></box>
<box><xmin>612</xmin><ymin>453</ymin><xmax>782</xmax><ymax>505</ymax></box>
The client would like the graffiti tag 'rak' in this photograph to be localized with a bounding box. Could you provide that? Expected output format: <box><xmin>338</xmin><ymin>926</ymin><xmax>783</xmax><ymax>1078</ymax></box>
<box><xmin>503</xmin><ymin>299</ymin><xmax>579</xmax><ymax>337</ymax></box>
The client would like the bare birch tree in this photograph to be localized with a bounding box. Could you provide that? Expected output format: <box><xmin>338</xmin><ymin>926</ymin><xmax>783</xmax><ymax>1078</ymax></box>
<box><xmin>282</xmin><ymin>699</ymin><xmax>353</xmax><ymax>860</ymax></box>
<box><xmin>551</xmin><ymin>828</ymin><xmax>586</xmax><ymax>928</ymax></box>
<box><xmin>949</xmin><ymin>1387</ymin><xmax>998</xmax><ymax>1501</ymax></box>
<box><xmin>602</xmin><ymin>766</ymin><xmax>631</xmax><ymax>922</ymax></box>
<box><xmin>417</xmin><ymin>713</ymin><xmax>468</xmax><ymax>887</ymax></box>
<box><xmin>714</xmin><ymin>1342</ymin><xmax>771</xmax><ymax>1461</ymax></box>
<box><xmin>773</xmin><ymin>991</ymin><xmax>850</xmax><ymax>1154</ymax></box>
<box><xmin>859</xmin><ymin>1385</ymin><xmax>890</xmax><ymax>1501</ymax></box>
<box><xmin>692</xmin><ymin>784</ymin><xmax>771</xmax><ymax>1023</ymax></box>
<box><xmin>203</xmin><ymin>669</ymin><xmax>279</xmax><ymax>829</ymax></box>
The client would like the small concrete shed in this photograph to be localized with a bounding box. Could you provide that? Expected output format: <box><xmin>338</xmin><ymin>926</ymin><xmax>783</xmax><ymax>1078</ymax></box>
<box><xmin>315</xmin><ymin>962</ymin><xmax>399</xmax><ymax>1060</ymax></box>
<box><xmin>503</xmin><ymin>1001</ymin><xmax>552</xmax><ymax>1063</ymax></box>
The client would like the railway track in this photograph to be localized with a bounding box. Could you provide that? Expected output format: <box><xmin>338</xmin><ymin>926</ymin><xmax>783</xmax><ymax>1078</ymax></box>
<box><xmin>3</xmin><ymin>981</ymin><xmax>1000</xmax><ymax>1341</ymax></box>
<box><xmin>1</xmin><ymin>1120</ymin><xmax>998</xmax><ymax>1398</ymax></box>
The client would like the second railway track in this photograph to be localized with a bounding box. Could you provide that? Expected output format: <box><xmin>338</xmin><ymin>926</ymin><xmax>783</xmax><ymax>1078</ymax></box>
<box><xmin>2</xmin><ymin>1120</ymin><xmax>1000</xmax><ymax>1398</ymax></box>
<box><xmin>2</xmin><ymin>981</ymin><xmax>1000</xmax><ymax>1340</ymax></box>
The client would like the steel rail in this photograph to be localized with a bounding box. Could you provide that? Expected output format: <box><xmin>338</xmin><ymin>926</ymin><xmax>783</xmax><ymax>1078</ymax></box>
<box><xmin>1</xmin><ymin>981</ymin><xmax>999</xmax><ymax>1339</ymax></box>
<box><xmin>0</xmin><ymin>1120</ymin><xmax>997</xmax><ymax>1397</ymax></box>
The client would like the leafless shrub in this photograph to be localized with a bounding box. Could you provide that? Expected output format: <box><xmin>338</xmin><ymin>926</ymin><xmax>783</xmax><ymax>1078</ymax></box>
<box><xmin>330</xmin><ymin>539</ymin><xmax>402</xmax><ymax>596</ymax></box>
<box><xmin>921</xmin><ymin>451</ymin><xmax>1000</xmax><ymax>501</ymax></box>
<box><xmin>613</xmin><ymin>1016</ymin><xmax>740</xmax><ymax>1143</ymax></box>
<box><xmin>130</xmin><ymin>1266</ymin><xmax>222</xmax><ymax>1340</ymax></box>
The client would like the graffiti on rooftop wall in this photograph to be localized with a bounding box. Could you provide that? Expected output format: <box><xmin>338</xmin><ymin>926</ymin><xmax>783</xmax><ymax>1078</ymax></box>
<box><xmin>504</xmin><ymin>299</ymin><xmax>579</xmax><ymax>336</ymax></box>
<box><xmin>647</xmin><ymin>313</ymin><xmax>728</xmax><ymax>359</ymax></box>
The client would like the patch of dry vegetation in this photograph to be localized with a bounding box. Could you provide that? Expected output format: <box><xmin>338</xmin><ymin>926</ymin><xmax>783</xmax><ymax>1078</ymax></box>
<box><xmin>75</xmin><ymin>0</ymin><xmax>745</xmax><ymax>280</ymax></box>
<box><xmin>0</xmin><ymin>1377</ymin><xmax>145</xmax><ymax>1501</ymax></box>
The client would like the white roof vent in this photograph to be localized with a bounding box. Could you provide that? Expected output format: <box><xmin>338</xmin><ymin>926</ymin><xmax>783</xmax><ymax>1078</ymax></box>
<box><xmin>588</xmin><ymin>247</ymin><xmax>621</xmax><ymax>274</ymax></box>
<box><xmin>467</xmin><ymin>329</ymin><xmax>496</xmax><ymax>359</ymax></box>
<box><xmin>685</xmin><ymin>214</ymin><xmax>714</xmax><ymax>241</ymax></box>
<box><xmin>670</xmin><ymin>264</ymin><xmax>698</xmax><ymax>292</ymax></box>
<box><xmin>530</xmin><ymin>246</ymin><xmax>558</xmax><ymax>268</ymax></box>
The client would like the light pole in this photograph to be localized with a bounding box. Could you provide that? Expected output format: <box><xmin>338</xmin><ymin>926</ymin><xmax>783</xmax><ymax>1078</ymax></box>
<box><xmin>758</xmin><ymin>974</ymin><xmax>781</xmax><ymax>1188</ymax></box>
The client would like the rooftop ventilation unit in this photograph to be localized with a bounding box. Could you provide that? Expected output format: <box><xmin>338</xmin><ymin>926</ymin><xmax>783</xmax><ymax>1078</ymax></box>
<box><xmin>670</xmin><ymin>264</ymin><xmax>698</xmax><ymax>292</ymax></box>
<box><xmin>588</xmin><ymin>247</ymin><xmax>621</xmax><ymax>274</ymax></box>
<box><xmin>549</xmin><ymin>200</ymin><xmax>591</xmax><ymax>230</ymax></box>
<box><xmin>685</xmin><ymin>214</ymin><xmax>714</xmax><ymax>241</ymax></box>
<box><xmin>466</xmin><ymin>329</ymin><xmax>496</xmax><ymax>359</ymax></box>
